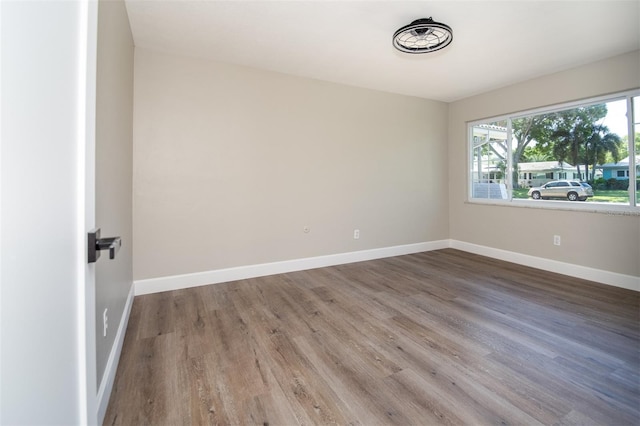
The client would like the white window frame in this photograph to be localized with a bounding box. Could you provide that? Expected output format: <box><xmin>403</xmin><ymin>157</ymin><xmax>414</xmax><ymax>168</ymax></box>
<box><xmin>467</xmin><ymin>89</ymin><xmax>640</xmax><ymax>214</ymax></box>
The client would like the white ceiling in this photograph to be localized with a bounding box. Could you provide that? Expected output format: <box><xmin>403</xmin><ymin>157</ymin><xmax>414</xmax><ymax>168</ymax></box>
<box><xmin>124</xmin><ymin>1</ymin><xmax>640</xmax><ymax>102</ymax></box>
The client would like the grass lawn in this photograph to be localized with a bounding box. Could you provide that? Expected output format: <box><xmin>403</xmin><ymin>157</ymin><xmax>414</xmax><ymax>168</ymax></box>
<box><xmin>512</xmin><ymin>188</ymin><xmax>630</xmax><ymax>203</ymax></box>
<box><xmin>591</xmin><ymin>190</ymin><xmax>630</xmax><ymax>203</ymax></box>
<box><xmin>513</xmin><ymin>188</ymin><xmax>529</xmax><ymax>199</ymax></box>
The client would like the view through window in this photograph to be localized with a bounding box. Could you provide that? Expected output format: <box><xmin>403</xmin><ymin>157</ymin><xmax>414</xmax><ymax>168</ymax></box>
<box><xmin>469</xmin><ymin>91</ymin><xmax>639</xmax><ymax>208</ymax></box>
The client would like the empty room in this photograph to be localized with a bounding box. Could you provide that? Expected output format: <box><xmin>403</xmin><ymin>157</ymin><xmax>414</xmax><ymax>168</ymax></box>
<box><xmin>1</xmin><ymin>1</ymin><xmax>639</xmax><ymax>425</ymax></box>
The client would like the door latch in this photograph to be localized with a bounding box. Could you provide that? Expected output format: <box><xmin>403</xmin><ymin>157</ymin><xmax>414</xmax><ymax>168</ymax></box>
<box><xmin>88</xmin><ymin>228</ymin><xmax>121</xmax><ymax>263</ymax></box>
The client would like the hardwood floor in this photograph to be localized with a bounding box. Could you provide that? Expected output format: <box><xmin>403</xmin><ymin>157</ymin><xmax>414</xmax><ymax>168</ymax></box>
<box><xmin>104</xmin><ymin>249</ymin><xmax>639</xmax><ymax>425</ymax></box>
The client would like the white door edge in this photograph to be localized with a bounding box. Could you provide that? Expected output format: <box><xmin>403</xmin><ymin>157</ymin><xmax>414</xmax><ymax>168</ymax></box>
<box><xmin>77</xmin><ymin>1</ymin><xmax>98</xmax><ymax>423</ymax></box>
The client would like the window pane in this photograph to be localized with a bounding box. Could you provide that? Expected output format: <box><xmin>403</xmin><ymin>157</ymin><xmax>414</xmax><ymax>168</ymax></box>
<box><xmin>589</xmin><ymin>99</ymin><xmax>630</xmax><ymax>204</ymax></box>
<box><xmin>471</xmin><ymin>122</ymin><xmax>509</xmax><ymax>199</ymax></box>
<box><xmin>515</xmin><ymin>110</ymin><xmax>580</xmax><ymax>199</ymax></box>
<box><xmin>513</xmin><ymin>113</ymin><xmax>562</xmax><ymax>199</ymax></box>
<box><xmin>519</xmin><ymin>100</ymin><xmax>629</xmax><ymax>204</ymax></box>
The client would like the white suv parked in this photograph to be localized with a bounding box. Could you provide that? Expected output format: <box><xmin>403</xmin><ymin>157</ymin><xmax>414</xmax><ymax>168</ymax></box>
<box><xmin>528</xmin><ymin>180</ymin><xmax>594</xmax><ymax>201</ymax></box>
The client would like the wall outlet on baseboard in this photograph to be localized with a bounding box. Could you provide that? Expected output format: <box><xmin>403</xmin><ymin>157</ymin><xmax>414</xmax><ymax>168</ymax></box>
<box><xmin>553</xmin><ymin>235</ymin><xmax>561</xmax><ymax>246</ymax></box>
<box><xmin>353</xmin><ymin>229</ymin><xmax>360</xmax><ymax>239</ymax></box>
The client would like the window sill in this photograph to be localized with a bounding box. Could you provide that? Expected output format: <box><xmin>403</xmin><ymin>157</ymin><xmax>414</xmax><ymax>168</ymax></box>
<box><xmin>466</xmin><ymin>198</ymin><xmax>640</xmax><ymax>216</ymax></box>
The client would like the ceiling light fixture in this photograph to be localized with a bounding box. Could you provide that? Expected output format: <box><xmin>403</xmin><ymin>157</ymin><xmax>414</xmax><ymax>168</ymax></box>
<box><xmin>392</xmin><ymin>17</ymin><xmax>453</xmax><ymax>54</ymax></box>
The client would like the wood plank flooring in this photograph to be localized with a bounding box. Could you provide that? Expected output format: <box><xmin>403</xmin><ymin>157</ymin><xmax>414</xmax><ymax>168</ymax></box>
<box><xmin>104</xmin><ymin>249</ymin><xmax>639</xmax><ymax>425</ymax></box>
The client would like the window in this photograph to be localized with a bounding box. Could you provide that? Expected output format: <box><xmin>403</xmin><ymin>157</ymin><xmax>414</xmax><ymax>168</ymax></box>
<box><xmin>468</xmin><ymin>90</ymin><xmax>639</xmax><ymax>208</ymax></box>
<box><xmin>470</xmin><ymin>121</ymin><xmax>510</xmax><ymax>200</ymax></box>
<box><xmin>520</xmin><ymin>172</ymin><xmax>533</xmax><ymax>180</ymax></box>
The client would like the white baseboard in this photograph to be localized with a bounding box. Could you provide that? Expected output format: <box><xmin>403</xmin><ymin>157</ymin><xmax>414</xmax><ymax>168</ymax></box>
<box><xmin>133</xmin><ymin>239</ymin><xmax>638</xmax><ymax>296</ymax></box>
<box><xmin>450</xmin><ymin>240</ymin><xmax>640</xmax><ymax>292</ymax></box>
<box><xmin>97</xmin><ymin>284</ymin><xmax>135</xmax><ymax>425</ymax></box>
<box><xmin>134</xmin><ymin>240</ymin><xmax>450</xmax><ymax>296</ymax></box>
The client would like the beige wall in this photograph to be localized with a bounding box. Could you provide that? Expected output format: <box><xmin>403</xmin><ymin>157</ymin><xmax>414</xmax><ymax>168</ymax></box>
<box><xmin>95</xmin><ymin>0</ymin><xmax>134</xmax><ymax>384</ymax></box>
<box><xmin>133</xmin><ymin>49</ymin><xmax>449</xmax><ymax>280</ymax></box>
<box><xmin>448</xmin><ymin>51</ymin><xmax>640</xmax><ymax>278</ymax></box>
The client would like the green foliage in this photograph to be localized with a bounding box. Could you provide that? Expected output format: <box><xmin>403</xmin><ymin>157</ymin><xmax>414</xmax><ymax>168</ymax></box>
<box><xmin>604</xmin><ymin>135</ymin><xmax>631</xmax><ymax>163</ymax></box>
<box><xmin>537</xmin><ymin>104</ymin><xmax>623</xmax><ymax>180</ymax></box>
<box><xmin>595</xmin><ymin>179</ymin><xmax>640</xmax><ymax>191</ymax></box>
<box><xmin>548</xmin><ymin>105</ymin><xmax>603</xmax><ymax>175</ymax></box>
<box><xmin>605</xmin><ymin>178</ymin><xmax>629</xmax><ymax>190</ymax></box>
<box><xmin>592</xmin><ymin>177</ymin><xmax>608</xmax><ymax>190</ymax></box>
<box><xmin>521</xmin><ymin>149</ymin><xmax>550</xmax><ymax>162</ymax></box>
<box><xmin>510</xmin><ymin>114</ymin><xmax>556</xmax><ymax>187</ymax></box>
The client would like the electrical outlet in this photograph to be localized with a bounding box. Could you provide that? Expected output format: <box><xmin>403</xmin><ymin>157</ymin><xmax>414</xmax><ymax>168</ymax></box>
<box><xmin>353</xmin><ymin>229</ymin><xmax>360</xmax><ymax>239</ymax></box>
<box><xmin>553</xmin><ymin>235</ymin><xmax>561</xmax><ymax>246</ymax></box>
<box><xmin>303</xmin><ymin>226</ymin><xmax>310</xmax><ymax>233</ymax></box>
<box><xmin>103</xmin><ymin>308</ymin><xmax>108</xmax><ymax>337</ymax></box>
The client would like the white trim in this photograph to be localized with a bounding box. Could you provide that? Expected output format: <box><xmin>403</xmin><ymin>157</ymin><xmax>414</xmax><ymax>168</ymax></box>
<box><xmin>450</xmin><ymin>240</ymin><xmax>640</xmax><ymax>292</ymax></box>
<box><xmin>0</xmin><ymin>3</ymin><xmax>5</xmax><ymax>421</ymax></box>
<box><xmin>134</xmin><ymin>241</ymin><xmax>449</xmax><ymax>295</ymax></box>
<box><xmin>628</xmin><ymin>95</ymin><xmax>637</xmax><ymax>207</ymax></box>
<box><xmin>509</xmin><ymin>89</ymin><xmax>640</xmax><ymax>122</ymax></box>
<box><xmin>97</xmin><ymin>284</ymin><xmax>135</xmax><ymax>425</ymax></box>
<box><xmin>134</xmin><ymin>239</ymin><xmax>638</xmax><ymax>296</ymax></box>
<box><xmin>78</xmin><ymin>1</ymin><xmax>99</xmax><ymax>424</ymax></box>
<box><xmin>466</xmin><ymin>198</ymin><xmax>640</xmax><ymax>216</ymax></box>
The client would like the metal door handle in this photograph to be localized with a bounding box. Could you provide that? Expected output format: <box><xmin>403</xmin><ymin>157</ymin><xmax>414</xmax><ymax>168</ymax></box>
<box><xmin>88</xmin><ymin>228</ymin><xmax>121</xmax><ymax>263</ymax></box>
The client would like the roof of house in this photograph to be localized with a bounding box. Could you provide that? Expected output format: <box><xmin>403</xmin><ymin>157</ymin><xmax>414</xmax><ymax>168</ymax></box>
<box><xmin>598</xmin><ymin>155</ymin><xmax>640</xmax><ymax>169</ymax></box>
<box><xmin>517</xmin><ymin>161</ymin><xmax>577</xmax><ymax>172</ymax></box>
